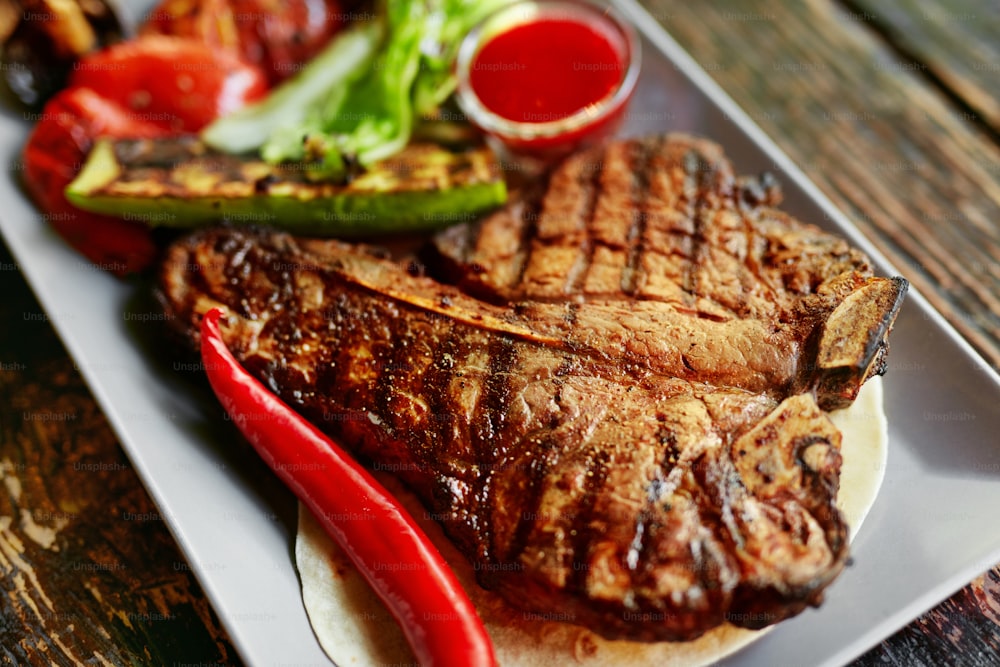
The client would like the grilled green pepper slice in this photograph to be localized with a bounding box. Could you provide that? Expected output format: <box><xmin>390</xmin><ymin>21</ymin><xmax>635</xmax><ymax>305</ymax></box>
<box><xmin>66</xmin><ymin>136</ymin><xmax>507</xmax><ymax>236</ymax></box>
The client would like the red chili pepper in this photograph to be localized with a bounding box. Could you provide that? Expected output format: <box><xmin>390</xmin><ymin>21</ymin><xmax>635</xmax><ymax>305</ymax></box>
<box><xmin>199</xmin><ymin>308</ymin><xmax>497</xmax><ymax>667</ymax></box>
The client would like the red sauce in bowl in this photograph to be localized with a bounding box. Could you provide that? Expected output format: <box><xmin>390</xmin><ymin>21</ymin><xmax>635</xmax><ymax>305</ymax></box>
<box><xmin>469</xmin><ymin>18</ymin><xmax>625</xmax><ymax>124</ymax></box>
<box><xmin>456</xmin><ymin>0</ymin><xmax>640</xmax><ymax>165</ymax></box>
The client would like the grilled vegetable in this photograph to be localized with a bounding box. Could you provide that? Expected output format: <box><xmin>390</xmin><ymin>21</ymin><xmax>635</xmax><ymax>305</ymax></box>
<box><xmin>66</xmin><ymin>136</ymin><xmax>507</xmax><ymax>235</ymax></box>
<box><xmin>68</xmin><ymin>35</ymin><xmax>270</xmax><ymax>134</ymax></box>
<box><xmin>0</xmin><ymin>0</ymin><xmax>123</xmax><ymax>108</ymax></box>
<box><xmin>199</xmin><ymin>20</ymin><xmax>382</xmax><ymax>158</ymax></box>
<box><xmin>20</xmin><ymin>37</ymin><xmax>267</xmax><ymax>274</ymax></box>
<box><xmin>201</xmin><ymin>0</ymin><xmax>512</xmax><ymax>180</ymax></box>
<box><xmin>139</xmin><ymin>0</ymin><xmax>349</xmax><ymax>86</ymax></box>
<box><xmin>21</xmin><ymin>87</ymin><xmax>170</xmax><ymax>275</ymax></box>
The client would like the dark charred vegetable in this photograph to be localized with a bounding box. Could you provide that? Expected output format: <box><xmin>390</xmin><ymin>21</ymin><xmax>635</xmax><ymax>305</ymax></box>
<box><xmin>198</xmin><ymin>307</ymin><xmax>497</xmax><ymax>667</ymax></box>
<box><xmin>0</xmin><ymin>0</ymin><xmax>123</xmax><ymax>109</ymax></box>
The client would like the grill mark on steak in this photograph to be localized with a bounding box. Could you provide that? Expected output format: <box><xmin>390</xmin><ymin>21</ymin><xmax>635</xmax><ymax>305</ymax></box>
<box><xmin>569</xmin><ymin>447</ymin><xmax>612</xmax><ymax>595</ymax></box>
<box><xmin>500</xmin><ymin>370</ymin><xmax>571</xmax><ymax>575</ymax></box>
<box><xmin>511</xmin><ymin>191</ymin><xmax>543</xmax><ymax>294</ymax></box>
<box><xmin>622</xmin><ymin>135</ymin><xmax>659</xmax><ymax>295</ymax></box>
<box><xmin>477</xmin><ymin>335</ymin><xmax>519</xmax><ymax>569</ymax></box>
<box><xmin>564</xmin><ymin>148</ymin><xmax>603</xmax><ymax>294</ymax></box>
<box><xmin>683</xmin><ymin>149</ymin><xmax>710</xmax><ymax>302</ymax></box>
<box><xmin>158</xmin><ymin>134</ymin><xmax>908</xmax><ymax>642</ymax></box>
<box><xmin>421</xmin><ymin>323</ymin><xmax>461</xmax><ymax>460</ymax></box>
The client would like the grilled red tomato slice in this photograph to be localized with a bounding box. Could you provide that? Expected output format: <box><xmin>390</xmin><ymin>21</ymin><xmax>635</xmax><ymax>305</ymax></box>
<box><xmin>69</xmin><ymin>35</ymin><xmax>268</xmax><ymax>133</ymax></box>
<box><xmin>23</xmin><ymin>37</ymin><xmax>267</xmax><ymax>275</ymax></box>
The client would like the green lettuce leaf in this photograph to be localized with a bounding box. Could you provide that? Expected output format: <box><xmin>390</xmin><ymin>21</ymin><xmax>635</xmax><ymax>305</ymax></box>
<box><xmin>202</xmin><ymin>0</ymin><xmax>511</xmax><ymax>181</ymax></box>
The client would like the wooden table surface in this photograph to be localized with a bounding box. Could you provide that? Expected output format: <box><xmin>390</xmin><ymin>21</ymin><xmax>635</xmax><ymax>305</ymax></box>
<box><xmin>1</xmin><ymin>1</ymin><xmax>999</xmax><ymax>665</ymax></box>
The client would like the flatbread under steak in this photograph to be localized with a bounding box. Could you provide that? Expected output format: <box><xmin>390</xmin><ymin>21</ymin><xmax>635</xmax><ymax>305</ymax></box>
<box><xmin>296</xmin><ymin>376</ymin><xmax>887</xmax><ymax>666</ymax></box>
<box><xmin>158</xmin><ymin>134</ymin><xmax>906</xmax><ymax>644</ymax></box>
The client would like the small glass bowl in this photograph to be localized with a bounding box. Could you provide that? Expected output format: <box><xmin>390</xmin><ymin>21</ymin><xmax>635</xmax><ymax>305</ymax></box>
<box><xmin>454</xmin><ymin>0</ymin><xmax>641</xmax><ymax>169</ymax></box>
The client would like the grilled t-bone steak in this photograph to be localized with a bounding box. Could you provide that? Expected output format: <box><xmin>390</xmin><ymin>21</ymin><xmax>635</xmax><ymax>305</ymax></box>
<box><xmin>159</xmin><ymin>134</ymin><xmax>906</xmax><ymax>642</ymax></box>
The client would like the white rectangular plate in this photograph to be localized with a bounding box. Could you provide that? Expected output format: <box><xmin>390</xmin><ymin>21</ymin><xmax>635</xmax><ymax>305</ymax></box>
<box><xmin>1</xmin><ymin>1</ymin><xmax>999</xmax><ymax>665</ymax></box>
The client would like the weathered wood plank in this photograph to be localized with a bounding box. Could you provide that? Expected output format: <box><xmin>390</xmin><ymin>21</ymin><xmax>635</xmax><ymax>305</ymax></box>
<box><xmin>0</xmin><ymin>241</ymin><xmax>240</xmax><ymax>666</ymax></box>
<box><xmin>844</xmin><ymin>0</ymin><xmax>1000</xmax><ymax>136</ymax></box>
<box><xmin>854</xmin><ymin>569</ymin><xmax>1000</xmax><ymax>667</ymax></box>
<box><xmin>641</xmin><ymin>0</ymin><xmax>1000</xmax><ymax>370</ymax></box>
